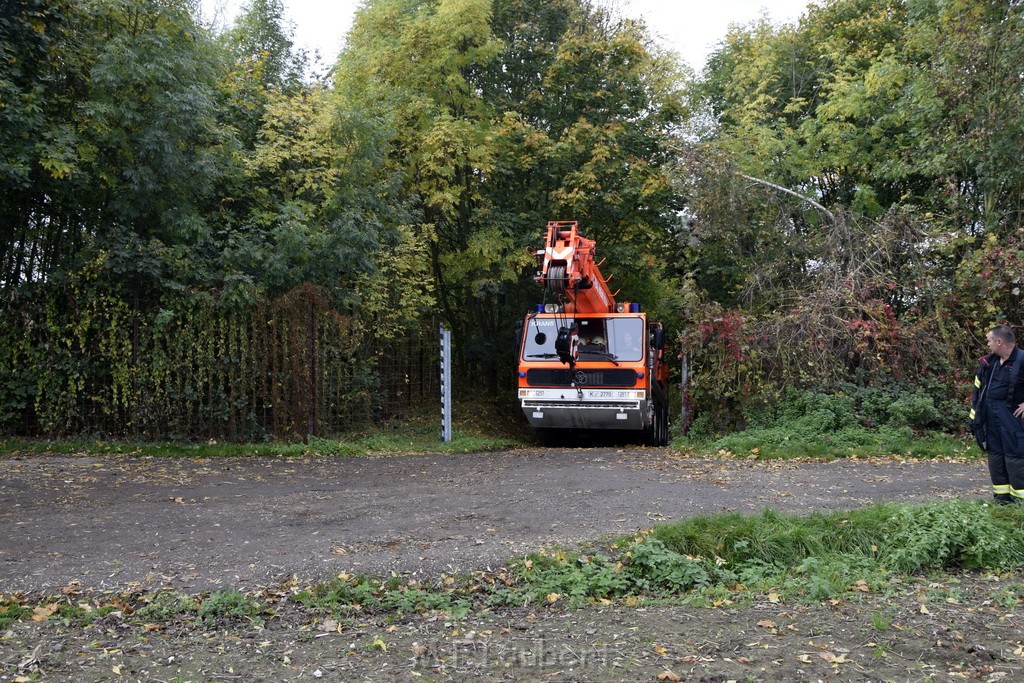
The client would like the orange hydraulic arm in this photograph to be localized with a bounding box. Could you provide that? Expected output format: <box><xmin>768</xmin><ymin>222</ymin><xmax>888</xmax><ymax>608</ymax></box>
<box><xmin>534</xmin><ymin>221</ymin><xmax>617</xmax><ymax>314</ymax></box>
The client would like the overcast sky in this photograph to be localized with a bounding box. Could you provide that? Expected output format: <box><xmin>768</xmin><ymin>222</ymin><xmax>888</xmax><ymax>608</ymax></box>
<box><xmin>200</xmin><ymin>0</ymin><xmax>811</xmax><ymax>72</ymax></box>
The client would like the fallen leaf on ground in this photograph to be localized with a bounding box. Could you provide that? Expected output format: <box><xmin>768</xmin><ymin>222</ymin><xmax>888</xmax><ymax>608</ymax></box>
<box><xmin>819</xmin><ymin>652</ymin><xmax>848</xmax><ymax>663</ymax></box>
<box><xmin>31</xmin><ymin>604</ymin><xmax>58</xmax><ymax>621</ymax></box>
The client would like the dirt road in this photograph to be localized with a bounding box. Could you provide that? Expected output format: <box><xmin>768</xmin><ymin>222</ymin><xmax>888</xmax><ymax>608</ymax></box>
<box><xmin>0</xmin><ymin>448</ymin><xmax>985</xmax><ymax>593</ymax></box>
<box><xmin>5</xmin><ymin>448</ymin><xmax>1023</xmax><ymax>682</ymax></box>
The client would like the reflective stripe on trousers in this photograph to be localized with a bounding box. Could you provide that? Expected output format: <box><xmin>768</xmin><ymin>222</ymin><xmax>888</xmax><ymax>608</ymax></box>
<box><xmin>985</xmin><ymin>400</ymin><xmax>1024</xmax><ymax>498</ymax></box>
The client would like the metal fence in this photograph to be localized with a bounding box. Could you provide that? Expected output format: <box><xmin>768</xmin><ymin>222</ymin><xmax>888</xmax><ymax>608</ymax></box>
<box><xmin>0</xmin><ymin>284</ymin><xmax>441</xmax><ymax>441</ymax></box>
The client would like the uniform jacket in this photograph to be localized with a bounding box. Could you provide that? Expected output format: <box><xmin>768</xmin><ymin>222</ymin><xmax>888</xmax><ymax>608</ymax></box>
<box><xmin>971</xmin><ymin>346</ymin><xmax>1024</xmax><ymax>450</ymax></box>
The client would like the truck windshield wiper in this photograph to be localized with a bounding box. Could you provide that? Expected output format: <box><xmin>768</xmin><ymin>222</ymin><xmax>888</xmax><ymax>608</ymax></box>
<box><xmin>527</xmin><ymin>353</ymin><xmax>560</xmax><ymax>359</ymax></box>
<box><xmin>579</xmin><ymin>351</ymin><xmax>620</xmax><ymax>366</ymax></box>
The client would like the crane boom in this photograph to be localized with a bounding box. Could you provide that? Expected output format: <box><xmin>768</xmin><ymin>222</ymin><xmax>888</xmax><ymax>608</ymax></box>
<box><xmin>535</xmin><ymin>221</ymin><xmax>617</xmax><ymax>314</ymax></box>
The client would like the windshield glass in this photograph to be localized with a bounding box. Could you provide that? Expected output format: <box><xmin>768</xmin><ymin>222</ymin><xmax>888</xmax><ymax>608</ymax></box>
<box><xmin>522</xmin><ymin>316</ymin><xmax>644</xmax><ymax>362</ymax></box>
<box><xmin>522</xmin><ymin>317</ymin><xmax>563</xmax><ymax>359</ymax></box>
<box><xmin>606</xmin><ymin>317</ymin><xmax>644</xmax><ymax>362</ymax></box>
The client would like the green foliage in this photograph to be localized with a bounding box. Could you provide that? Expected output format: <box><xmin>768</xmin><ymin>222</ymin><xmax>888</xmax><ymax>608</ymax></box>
<box><xmin>7</xmin><ymin>0</ymin><xmax>1023</xmax><ymax>444</ymax></box>
<box><xmin>337</xmin><ymin>0</ymin><xmax>686</xmax><ymax>389</ymax></box>
<box><xmin>515</xmin><ymin>552</ymin><xmax>632</xmax><ymax>606</ymax></box>
<box><xmin>54</xmin><ymin>603</ymin><xmax>117</xmax><ymax>627</ymax></box>
<box><xmin>6</xmin><ymin>502</ymin><xmax>1024</xmax><ymax>630</ymax></box>
<box><xmin>197</xmin><ymin>589</ymin><xmax>263</xmax><ymax>627</ymax></box>
<box><xmin>686</xmin><ymin>387</ymin><xmax>972</xmax><ymax>459</ymax></box>
<box><xmin>880</xmin><ymin>501</ymin><xmax>1024</xmax><ymax>573</ymax></box>
<box><xmin>294</xmin><ymin>574</ymin><xmax>471</xmax><ymax>616</ymax></box>
<box><xmin>2</xmin><ymin>0</ymin><xmax>230</xmax><ymax>306</ymax></box>
<box><xmin>136</xmin><ymin>591</ymin><xmax>199</xmax><ymax>622</ymax></box>
<box><xmin>503</xmin><ymin>501</ymin><xmax>1024</xmax><ymax>605</ymax></box>
<box><xmin>658</xmin><ymin>502</ymin><xmax>1024</xmax><ymax>573</ymax></box>
<box><xmin>886</xmin><ymin>392</ymin><xmax>941</xmax><ymax>429</ymax></box>
<box><xmin>652</xmin><ymin>508</ymin><xmax>879</xmax><ymax>571</ymax></box>
<box><xmin>0</xmin><ymin>600</ymin><xmax>33</xmax><ymax>629</ymax></box>
<box><xmin>624</xmin><ymin>538</ymin><xmax>710</xmax><ymax>593</ymax></box>
<box><xmin>0</xmin><ymin>427</ymin><xmax>521</xmax><ymax>458</ymax></box>
<box><xmin>677</xmin><ymin>0</ymin><xmax>1024</xmax><ymax>432</ymax></box>
<box><xmin>0</xmin><ymin>281</ymin><xmax>442</xmax><ymax>439</ymax></box>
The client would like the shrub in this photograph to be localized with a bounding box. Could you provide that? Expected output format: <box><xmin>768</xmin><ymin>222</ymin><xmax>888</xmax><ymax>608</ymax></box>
<box><xmin>886</xmin><ymin>392</ymin><xmax>941</xmax><ymax>429</ymax></box>
<box><xmin>197</xmin><ymin>589</ymin><xmax>263</xmax><ymax>627</ymax></box>
<box><xmin>879</xmin><ymin>501</ymin><xmax>1024</xmax><ymax>573</ymax></box>
<box><xmin>136</xmin><ymin>591</ymin><xmax>198</xmax><ymax>622</ymax></box>
<box><xmin>625</xmin><ymin>538</ymin><xmax>710</xmax><ymax>592</ymax></box>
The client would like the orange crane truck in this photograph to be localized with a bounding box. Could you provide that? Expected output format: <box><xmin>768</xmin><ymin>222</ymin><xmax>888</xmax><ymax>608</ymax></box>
<box><xmin>516</xmin><ymin>221</ymin><xmax>670</xmax><ymax>445</ymax></box>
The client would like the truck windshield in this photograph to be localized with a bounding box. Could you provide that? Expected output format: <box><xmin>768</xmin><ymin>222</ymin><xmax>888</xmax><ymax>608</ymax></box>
<box><xmin>522</xmin><ymin>316</ymin><xmax>644</xmax><ymax>362</ymax></box>
<box><xmin>606</xmin><ymin>318</ymin><xmax>644</xmax><ymax>362</ymax></box>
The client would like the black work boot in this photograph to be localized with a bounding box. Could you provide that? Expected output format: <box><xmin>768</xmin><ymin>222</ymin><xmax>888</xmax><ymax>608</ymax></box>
<box><xmin>994</xmin><ymin>493</ymin><xmax>1015</xmax><ymax>505</ymax></box>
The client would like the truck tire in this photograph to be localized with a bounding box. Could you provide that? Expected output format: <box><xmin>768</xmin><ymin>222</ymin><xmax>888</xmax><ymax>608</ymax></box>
<box><xmin>659</xmin><ymin>402</ymin><xmax>671</xmax><ymax>446</ymax></box>
<box><xmin>643</xmin><ymin>400</ymin><xmax>661</xmax><ymax>447</ymax></box>
<box><xmin>643</xmin><ymin>397</ymin><xmax>670</xmax><ymax>447</ymax></box>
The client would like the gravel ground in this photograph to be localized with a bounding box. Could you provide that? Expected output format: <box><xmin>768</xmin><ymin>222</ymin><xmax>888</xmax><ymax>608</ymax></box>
<box><xmin>0</xmin><ymin>448</ymin><xmax>985</xmax><ymax>593</ymax></box>
<box><xmin>3</xmin><ymin>446</ymin><xmax>1019</xmax><ymax>682</ymax></box>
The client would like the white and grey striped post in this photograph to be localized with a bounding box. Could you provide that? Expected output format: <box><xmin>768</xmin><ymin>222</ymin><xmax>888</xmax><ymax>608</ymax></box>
<box><xmin>440</xmin><ymin>324</ymin><xmax>452</xmax><ymax>442</ymax></box>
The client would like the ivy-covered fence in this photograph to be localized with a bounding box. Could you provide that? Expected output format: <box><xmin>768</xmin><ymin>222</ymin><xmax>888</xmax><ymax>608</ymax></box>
<box><xmin>0</xmin><ymin>281</ymin><xmax>439</xmax><ymax>441</ymax></box>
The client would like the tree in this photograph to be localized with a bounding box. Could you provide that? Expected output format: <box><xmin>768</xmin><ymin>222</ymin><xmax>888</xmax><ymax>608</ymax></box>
<box><xmin>680</xmin><ymin>0</ymin><xmax>1024</xmax><ymax>428</ymax></box>
<box><xmin>336</xmin><ymin>0</ymin><xmax>688</xmax><ymax>387</ymax></box>
<box><xmin>0</xmin><ymin>0</ymin><xmax>230</xmax><ymax>298</ymax></box>
<box><xmin>218</xmin><ymin>0</ymin><xmax>307</xmax><ymax>148</ymax></box>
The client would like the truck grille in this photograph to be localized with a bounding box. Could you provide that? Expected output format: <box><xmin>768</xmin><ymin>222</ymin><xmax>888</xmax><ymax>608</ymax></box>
<box><xmin>526</xmin><ymin>368</ymin><xmax>637</xmax><ymax>387</ymax></box>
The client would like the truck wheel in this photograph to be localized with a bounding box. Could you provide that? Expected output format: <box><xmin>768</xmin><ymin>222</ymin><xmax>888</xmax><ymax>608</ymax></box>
<box><xmin>643</xmin><ymin>404</ymin><xmax>661</xmax><ymax>447</ymax></box>
<box><xmin>659</xmin><ymin>403</ymin><xmax>670</xmax><ymax>446</ymax></box>
<box><xmin>536</xmin><ymin>429</ymin><xmax>562</xmax><ymax>447</ymax></box>
<box><xmin>644</xmin><ymin>399</ymin><xmax>669</xmax><ymax>447</ymax></box>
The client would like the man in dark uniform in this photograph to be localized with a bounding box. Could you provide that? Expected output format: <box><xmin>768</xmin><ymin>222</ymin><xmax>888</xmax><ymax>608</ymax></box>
<box><xmin>972</xmin><ymin>325</ymin><xmax>1024</xmax><ymax>504</ymax></box>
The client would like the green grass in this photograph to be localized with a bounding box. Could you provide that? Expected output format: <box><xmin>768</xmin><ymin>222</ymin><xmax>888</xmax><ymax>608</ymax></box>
<box><xmin>0</xmin><ymin>600</ymin><xmax>33</xmax><ymax>629</ymax></box>
<box><xmin>196</xmin><ymin>589</ymin><xmax>264</xmax><ymax>627</ymax></box>
<box><xmin>298</xmin><ymin>500</ymin><xmax>1024</xmax><ymax>613</ymax></box>
<box><xmin>0</xmin><ymin>430</ymin><xmax>520</xmax><ymax>459</ymax></box>
<box><xmin>6</xmin><ymin>423</ymin><xmax>973</xmax><ymax>461</ymax></box>
<box><xmin>135</xmin><ymin>590</ymin><xmax>199</xmax><ymax>621</ymax></box>
<box><xmin>0</xmin><ymin>397</ymin><xmax>529</xmax><ymax>458</ymax></box>
<box><xmin>292</xmin><ymin>501</ymin><xmax>1024</xmax><ymax>612</ymax></box>
<box><xmin>681</xmin><ymin>425</ymin><xmax>975</xmax><ymax>460</ymax></box>
<box><xmin>680</xmin><ymin>387</ymin><xmax>980</xmax><ymax>460</ymax></box>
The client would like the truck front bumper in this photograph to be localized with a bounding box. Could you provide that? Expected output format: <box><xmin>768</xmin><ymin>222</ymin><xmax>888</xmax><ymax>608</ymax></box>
<box><xmin>518</xmin><ymin>388</ymin><xmax>649</xmax><ymax>431</ymax></box>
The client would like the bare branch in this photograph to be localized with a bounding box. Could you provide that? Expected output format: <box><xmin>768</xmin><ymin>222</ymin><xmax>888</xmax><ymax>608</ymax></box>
<box><xmin>739</xmin><ymin>174</ymin><xmax>836</xmax><ymax>223</ymax></box>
